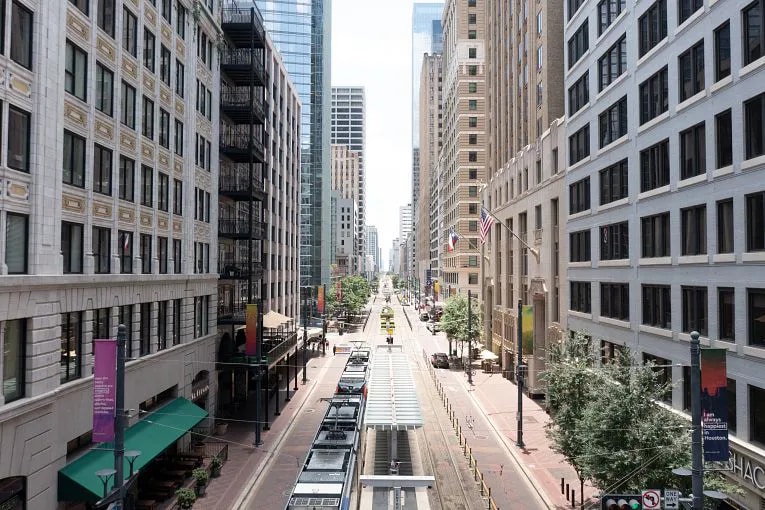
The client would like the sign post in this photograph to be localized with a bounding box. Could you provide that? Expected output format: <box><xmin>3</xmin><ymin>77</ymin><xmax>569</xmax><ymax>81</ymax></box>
<box><xmin>642</xmin><ymin>489</ymin><xmax>661</xmax><ymax>510</ymax></box>
<box><xmin>663</xmin><ymin>489</ymin><xmax>680</xmax><ymax>510</ymax></box>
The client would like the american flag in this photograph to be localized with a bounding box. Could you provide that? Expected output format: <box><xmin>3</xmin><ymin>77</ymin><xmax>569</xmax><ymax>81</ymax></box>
<box><xmin>480</xmin><ymin>207</ymin><xmax>495</xmax><ymax>244</ymax></box>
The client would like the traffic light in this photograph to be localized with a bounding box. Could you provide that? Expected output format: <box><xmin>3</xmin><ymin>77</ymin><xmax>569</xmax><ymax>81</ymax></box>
<box><xmin>601</xmin><ymin>495</ymin><xmax>641</xmax><ymax>510</ymax></box>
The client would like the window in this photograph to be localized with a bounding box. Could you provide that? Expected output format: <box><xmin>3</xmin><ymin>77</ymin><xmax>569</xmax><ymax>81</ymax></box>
<box><xmin>160</xmin><ymin>45</ymin><xmax>171</xmax><ymax>85</ymax></box>
<box><xmin>598</xmin><ymin>35</ymin><xmax>626</xmax><ymax>91</ymax></box>
<box><xmin>642</xmin><ymin>284</ymin><xmax>671</xmax><ymax>328</ymax></box>
<box><xmin>158</xmin><ymin>236</ymin><xmax>168</xmax><ymax>274</ymax></box>
<box><xmin>468</xmin><ymin>29</ymin><xmax>476</xmax><ymax>39</ymax></box>
<box><xmin>678</xmin><ymin>40</ymin><xmax>704</xmax><ymax>102</ymax></box>
<box><xmin>468</xmin><ymin>117</ymin><xmax>477</xmax><ymax>128</ymax></box>
<box><xmin>176</xmin><ymin>3</ymin><xmax>186</xmax><ymax>39</ymax></box>
<box><xmin>159</xmin><ymin>109</ymin><xmax>170</xmax><ymax>149</ymax></box>
<box><xmin>158</xmin><ymin>172</ymin><xmax>169</xmax><ymax>211</ymax></box>
<box><xmin>569</xmin><ymin>125</ymin><xmax>590</xmax><ymax>165</ymax></box>
<box><xmin>469</xmin><ymin>47</ymin><xmax>477</xmax><ymax>59</ymax></box>
<box><xmin>122</xmin><ymin>6</ymin><xmax>137</xmax><ymax>57</ymax></box>
<box><xmin>468</xmin><ymin>99</ymin><xmax>477</xmax><ymax>110</ymax></box>
<box><xmin>119</xmin><ymin>230</ymin><xmax>133</xmax><ymax>273</ymax></box>
<box><xmin>537</xmin><ymin>46</ymin><xmax>543</xmax><ymax>69</ymax></box>
<box><xmin>719</xmin><ymin>287</ymin><xmax>735</xmax><ymax>341</ymax></box>
<box><xmin>5</xmin><ymin>213</ymin><xmax>27</xmax><ymax>274</ymax></box>
<box><xmin>597</xmin><ymin>0</ymin><xmax>625</xmax><ymax>34</ymax></box>
<box><xmin>570</xmin><ymin>282</ymin><xmax>592</xmax><ymax>313</ymax></box>
<box><xmin>640</xmin><ymin>139</ymin><xmax>670</xmax><ymax>192</ymax></box>
<box><xmin>568</xmin><ymin>20</ymin><xmax>589</xmax><ymax>69</ymax></box>
<box><xmin>641</xmin><ymin>212</ymin><xmax>670</xmax><ymax>257</ymax></box>
<box><xmin>468</xmin><ymin>151</ymin><xmax>477</xmax><ymax>162</ymax></box>
<box><xmin>468</xmin><ymin>13</ymin><xmax>476</xmax><ymax>24</ymax></box>
<box><xmin>468</xmin><ymin>221</ymin><xmax>478</xmax><ymax>232</ymax></box>
<box><xmin>161</xmin><ymin>0</ymin><xmax>171</xmax><ymax>22</ymax></box>
<box><xmin>468</xmin><ymin>65</ymin><xmax>477</xmax><ymax>76</ymax></box>
<box><xmin>644</xmin><ymin>353</ymin><xmax>672</xmax><ymax>403</ymax></box>
<box><xmin>638</xmin><ymin>0</ymin><xmax>667</xmax><ymax>57</ymax></box>
<box><xmin>141</xmin><ymin>165</ymin><xmax>153</xmax><ymax>207</ymax></box>
<box><xmin>468</xmin><ymin>82</ymin><xmax>477</xmax><ymax>93</ymax></box>
<box><xmin>140</xmin><ymin>234</ymin><xmax>152</xmax><ymax>274</ymax></box>
<box><xmin>62</xmin><ymin>222</ymin><xmax>84</xmax><ymax>274</ymax></box>
<box><xmin>600</xmin><ymin>221</ymin><xmax>629</xmax><ymax>260</ymax></box>
<box><xmin>746</xmin><ymin>191</ymin><xmax>765</xmax><ymax>251</ymax></box>
<box><xmin>682</xmin><ymin>286</ymin><xmax>708</xmax><ymax>335</ymax></box>
<box><xmin>468</xmin><ymin>134</ymin><xmax>477</xmax><ymax>145</ymax></box>
<box><xmin>98</xmin><ymin>0</ymin><xmax>115</xmax><ymax>36</ymax></box>
<box><xmin>11</xmin><ymin>1</ymin><xmax>33</xmax><ymax>69</ymax></box>
<box><xmin>681</xmin><ymin>204</ymin><xmax>707</xmax><ymax>256</ymax></box>
<box><xmin>175</xmin><ymin>60</ymin><xmax>185</xmax><ymax>97</ymax></box>
<box><xmin>93</xmin><ymin>144</ymin><xmax>112</xmax><ymax>196</ymax></box>
<box><xmin>569</xmin><ymin>177</ymin><xmax>590</xmax><ymax>214</ymax></box>
<box><xmin>119</xmin><ymin>305</ymin><xmax>133</xmax><ymax>357</ymax></box>
<box><xmin>7</xmin><ymin>105</ymin><xmax>30</xmax><ymax>172</ymax></box>
<box><xmin>639</xmin><ymin>67</ymin><xmax>668</xmax><ymax>124</ymax></box>
<box><xmin>715</xmin><ymin>109</ymin><xmax>733</xmax><ymax>169</ymax></box>
<box><xmin>717</xmin><ymin>199</ymin><xmax>734</xmax><ymax>254</ymax></box>
<box><xmin>726</xmin><ymin>379</ymin><xmax>737</xmax><ymax>434</ymax></box>
<box><xmin>599</xmin><ymin>96</ymin><xmax>627</xmax><ymax>147</ymax></box>
<box><xmin>95</xmin><ymin>63</ymin><xmax>114</xmax><ymax>116</ymax></box>
<box><xmin>744</xmin><ymin>92</ymin><xmax>765</xmax><ymax>160</ymax></box>
<box><xmin>140</xmin><ymin>302</ymin><xmax>151</xmax><ymax>356</ymax></box>
<box><xmin>119</xmin><ymin>156</ymin><xmax>135</xmax><ymax>201</ymax></box>
<box><xmin>174</xmin><ymin>119</ymin><xmax>184</xmax><ymax>156</ymax></box>
<box><xmin>748</xmin><ymin>289</ymin><xmax>765</xmax><ymax>347</ymax></box>
<box><xmin>568</xmin><ymin>0</ymin><xmax>585</xmax><ymax>19</ymax></box>
<box><xmin>599</xmin><ymin>159</ymin><xmax>628</xmax><ymax>205</ymax></box>
<box><xmin>172</xmin><ymin>179</ymin><xmax>183</xmax><ymax>216</ymax></box>
<box><xmin>92</xmin><ymin>226</ymin><xmax>111</xmax><ymax>274</ymax></box>
<box><xmin>63</xmin><ymin>130</ymin><xmax>86</xmax><ymax>188</ymax></box>
<box><xmin>468</xmin><ymin>203</ymin><xmax>477</xmax><ymax>215</ymax></box>
<box><xmin>121</xmin><ymin>81</ymin><xmax>136</xmax><ymax>128</ymax></box>
<box><xmin>143</xmin><ymin>28</ymin><xmax>157</xmax><ymax>73</ymax></box>
<box><xmin>601</xmin><ymin>283</ymin><xmax>629</xmax><ymax>320</ymax></box>
<box><xmin>468</xmin><ymin>273</ymin><xmax>479</xmax><ymax>285</ymax></box>
<box><xmin>568</xmin><ymin>72</ymin><xmax>589</xmax><ymax>115</ymax></box>
<box><xmin>60</xmin><ymin>312</ymin><xmax>82</xmax><ymax>383</ymax></box>
<box><xmin>537</xmin><ymin>11</ymin><xmax>543</xmax><ymax>34</ymax></box>
<box><xmin>69</xmin><ymin>0</ymin><xmax>88</xmax><ymax>14</ymax></box>
<box><xmin>468</xmin><ymin>169</ymin><xmax>477</xmax><ymax>179</ymax></box>
<box><xmin>743</xmin><ymin>0</ymin><xmax>765</xmax><ymax>66</ymax></box>
<box><xmin>570</xmin><ymin>229</ymin><xmax>591</xmax><ymax>262</ymax></box>
<box><xmin>142</xmin><ymin>97</ymin><xmax>154</xmax><ymax>139</ymax></box>
<box><xmin>678</xmin><ymin>0</ymin><xmax>702</xmax><ymax>24</ymax></box>
<box><xmin>65</xmin><ymin>41</ymin><xmax>88</xmax><ymax>101</ymax></box>
<box><xmin>156</xmin><ymin>301</ymin><xmax>168</xmax><ymax>350</ymax></box>
<box><xmin>3</xmin><ymin>319</ymin><xmax>25</xmax><ymax>402</ymax></box>
<box><xmin>173</xmin><ymin>239</ymin><xmax>182</xmax><ymax>273</ymax></box>
<box><xmin>173</xmin><ymin>299</ymin><xmax>182</xmax><ymax>344</ymax></box>
<box><xmin>714</xmin><ymin>22</ymin><xmax>731</xmax><ymax>81</ymax></box>
<box><xmin>680</xmin><ymin>122</ymin><xmax>706</xmax><ymax>180</ymax></box>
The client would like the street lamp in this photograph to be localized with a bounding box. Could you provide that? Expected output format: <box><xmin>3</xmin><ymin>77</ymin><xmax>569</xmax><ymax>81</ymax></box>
<box><xmin>125</xmin><ymin>450</ymin><xmax>141</xmax><ymax>478</ymax></box>
<box><xmin>95</xmin><ymin>469</ymin><xmax>116</xmax><ymax>498</ymax></box>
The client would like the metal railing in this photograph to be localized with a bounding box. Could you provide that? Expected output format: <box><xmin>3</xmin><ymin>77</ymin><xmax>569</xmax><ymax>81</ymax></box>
<box><xmin>219</xmin><ymin>162</ymin><xmax>264</xmax><ymax>194</ymax></box>
<box><xmin>222</xmin><ymin>5</ymin><xmax>265</xmax><ymax>32</ymax></box>
<box><xmin>218</xmin><ymin>218</ymin><xmax>265</xmax><ymax>238</ymax></box>
<box><xmin>219</xmin><ymin>130</ymin><xmax>265</xmax><ymax>156</ymax></box>
<box><xmin>220</xmin><ymin>48</ymin><xmax>266</xmax><ymax>78</ymax></box>
<box><xmin>220</xmin><ymin>86</ymin><xmax>266</xmax><ymax>119</ymax></box>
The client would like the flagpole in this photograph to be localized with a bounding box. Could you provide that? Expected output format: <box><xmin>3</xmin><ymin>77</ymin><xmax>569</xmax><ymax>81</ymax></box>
<box><xmin>482</xmin><ymin>207</ymin><xmax>540</xmax><ymax>261</ymax></box>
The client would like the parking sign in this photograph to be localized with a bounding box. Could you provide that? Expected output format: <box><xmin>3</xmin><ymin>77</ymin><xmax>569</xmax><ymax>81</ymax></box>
<box><xmin>663</xmin><ymin>489</ymin><xmax>679</xmax><ymax>510</ymax></box>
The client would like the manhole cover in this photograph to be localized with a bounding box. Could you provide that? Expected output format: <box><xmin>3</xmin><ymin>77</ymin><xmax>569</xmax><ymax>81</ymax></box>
<box><xmin>305</xmin><ymin>408</ymin><xmax>316</xmax><ymax>413</ymax></box>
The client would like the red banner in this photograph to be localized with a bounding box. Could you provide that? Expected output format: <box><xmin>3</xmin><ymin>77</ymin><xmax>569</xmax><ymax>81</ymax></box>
<box><xmin>317</xmin><ymin>286</ymin><xmax>325</xmax><ymax>314</ymax></box>
<box><xmin>93</xmin><ymin>339</ymin><xmax>117</xmax><ymax>442</ymax></box>
<box><xmin>337</xmin><ymin>281</ymin><xmax>343</xmax><ymax>301</ymax></box>
<box><xmin>245</xmin><ymin>303</ymin><xmax>258</xmax><ymax>356</ymax></box>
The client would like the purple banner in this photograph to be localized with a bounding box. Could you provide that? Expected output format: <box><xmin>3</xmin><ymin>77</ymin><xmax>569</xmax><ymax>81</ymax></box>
<box><xmin>701</xmin><ymin>348</ymin><xmax>729</xmax><ymax>462</ymax></box>
<box><xmin>93</xmin><ymin>339</ymin><xmax>117</xmax><ymax>443</ymax></box>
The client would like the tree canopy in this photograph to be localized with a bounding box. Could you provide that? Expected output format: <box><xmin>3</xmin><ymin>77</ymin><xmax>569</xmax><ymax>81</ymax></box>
<box><xmin>326</xmin><ymin>276</ymin><xmax>370</xmax><ymax>317</ymax></box>
<box><xmin>439</xmin><ymin>294</ymin><xmax>482</xmax><ymax>354</ymax></box>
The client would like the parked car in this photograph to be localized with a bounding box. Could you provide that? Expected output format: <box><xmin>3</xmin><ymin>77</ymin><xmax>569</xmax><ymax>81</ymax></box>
<box><xmin>430</xmin><ymin>352</ymin><xmax>449</xmax><ymax>368</ymax></box>
<box><xmin>426</xmin><ymin>321</ymin><xmax>441</xmax><ymax>333</ymax></box>
<box><xmin>419</xmin><ymin>311</ymin><xmax>429</xmax><ymax>321</ymax></box>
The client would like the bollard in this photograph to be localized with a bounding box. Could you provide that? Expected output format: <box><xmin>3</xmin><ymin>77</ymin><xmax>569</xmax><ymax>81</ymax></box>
<box><xmin>566</xmin><ymin>483</ymin><xmax>570</xmax><ymax>501</ymax></box>
<box><xmin>561</xmin><ymin>478</ymin><xmax>565</xmax><ymax>494</ymax></box>
<box><xmin>571</xmin><ymin>491</ymin><xmax>576</xmax><ymax>508</ymax></box>
<box><xmin>474</xmin><ymin>465</ymin><xmax>478</xmax><ymax>481</ymax></box>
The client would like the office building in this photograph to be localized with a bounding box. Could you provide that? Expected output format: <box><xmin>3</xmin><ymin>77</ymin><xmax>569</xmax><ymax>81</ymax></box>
<box><xmin>0</xmin><ymin>1</ymin><xmax>220</xmax><ymax>506</ymax></box>
<box><xmin>256</xmin><ymin>0</ymin><xmax>332</xmax><ymax>287</ymax></box>
<box><xmin>331</xmin><ymin>86</ymin><xmax>366</xmax><ymax>268</ymax></box>
<box><xmin>440</xmin><ymin>0</ymin><xmax>486</xmax><ymax>296</ymax></box>
<box><xmin>365</xmin><ymin>225</ymin><xmax>380</xmax><ymax>273</ymax></box>
<box><xmin>400</xmin><ymin>204</ymin><xmax>413</xmax><ymax>240</ymax></box>
<box><xmin>390</xmin><ymin>237</ymin><xmax>401</xmax><ymax>274</ymax></box>
<box><xmin>334</xmin><ymin>198</ymin><xmax>358</xmax><ymax>277</ymax></box>
<box><xmin>563</xmin><ymin>0</ymin><xmax>765</xmax><ymax>505</ymax></box>
<box><xmin>331</xmin><ymin>144</ymin><xmax>361</xmax><ymax>273</ymax></box>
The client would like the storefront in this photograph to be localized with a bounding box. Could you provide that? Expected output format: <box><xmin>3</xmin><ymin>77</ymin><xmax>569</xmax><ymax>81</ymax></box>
<box><xmin>0</xmin><ymin>477</ymin><xmax>25</xmax><ymax>510</ymax></box>
<box><xmin>726</xmin><ymin>442</ymin><xmax>765</xmax><ymax>509</ymax></box>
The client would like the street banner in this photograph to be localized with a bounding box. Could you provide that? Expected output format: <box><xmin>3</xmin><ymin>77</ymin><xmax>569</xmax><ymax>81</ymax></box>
<box><xmin>433</xmin><ymin>281</ymin><xmax>440</xmax><ymax>298</ymax></box>
<box><xmin>337</xmin><ymin>281</ymin><xmax>343</xmax><ymax>301</ymax></box>
<box><xmin>93</xmin><ymin>339</ymin><xmax>117</xmax><ymax>443</ymax></box>
<box><xmin>245</xmin><ymin>303</ymin><xmax>258</xmax><ymax>356</ymax></box>
<box><xmin>317</xmin><ymin>285</ymin><xmax>325</xmax><ymax>314</ymax></box>
<box><xmin>701</xmin><ymin>348</ymin><xmax>729</xmax><ymax>462</ymax></box>
<box><xmin>521</xmin><ymin>305</ymin><xmax>534</xmax><ymax>355</ymax></box>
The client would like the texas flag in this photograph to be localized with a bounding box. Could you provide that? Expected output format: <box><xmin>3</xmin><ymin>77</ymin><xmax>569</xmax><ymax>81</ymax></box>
<box><xmin>447</xmin><ymin>228</ymin><xmax>459</xmax><ymax>252</ymax></box>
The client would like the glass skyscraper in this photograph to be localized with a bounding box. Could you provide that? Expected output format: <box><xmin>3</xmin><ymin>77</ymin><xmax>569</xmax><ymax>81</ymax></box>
<box><xmin>255</xmin><ymin>0</ymin><xmax>332</xmax><ymax>286</ymax></box>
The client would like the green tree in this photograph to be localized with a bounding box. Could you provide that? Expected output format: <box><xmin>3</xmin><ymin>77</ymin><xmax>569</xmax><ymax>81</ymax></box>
<box><xmin>326</xmin><ymin>276</ymin><xmax>370</xmax><ymax>318</ymax></box>
<box><xmin>439</xmin><ymin>294</ymin><xmax>481</xmax><ymax>356</ymax></box>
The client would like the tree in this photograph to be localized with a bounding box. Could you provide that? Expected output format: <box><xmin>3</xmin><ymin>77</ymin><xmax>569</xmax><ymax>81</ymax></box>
<box><xmin>439</xmin><ymin>294</ymin><xmax>482</xmax><ymax>356</ymax></box>
<box><xmin>326</xmin><ymin>276</ymin><xmax>370</xmax><ymax>318</ymax></box>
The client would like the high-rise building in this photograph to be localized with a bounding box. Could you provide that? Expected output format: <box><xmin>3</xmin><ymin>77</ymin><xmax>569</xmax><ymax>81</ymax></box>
<box><xmin>331</xmin><ymin>87</ymin><xmax>366</xmax><ymax>269</ymax></box>
<box><xmin>330</xmin><ymin>144</ymin><xmax>361</xmax><ymax>273</ymax></box>
<box><xmin>390</xmin><ymin>237</ymin><xmax>401</xmax><ymax>274</ymax></box>
<box><xmin>365</xmin><ymin>225</ymin><xmax>380</xmax><ymax>273</ymax></box>
<box><xmin>563</xmin><ymin>1</ymin><xmax>765</xmax><ymax>505</ymax></box>
<box><xmin>412</xmin><ymin>3</ymin><xmax>444</xmax><ymax>214</ymax></box>
<box><xmin>399</xmin><ymin>204</ymin><xmax>413</xmax><ymax>239</ymax></box>
<box><xmin>441</xmin><ymin>0</ymin><xmax>486</xmax><ymax>296</ymax></box>
<box><xmin>0</xmin><ymin>1</ymin><xmax>221</xmax><ymax>505</ymax></box>
<box><xmin>255</xmin><ymin>0</ymin><xmax>332</xmax><ymax>287</ymax></box>
<box><xmin>334</xmin><ymin>198</ymin><xmax>357</xmax><ymax>277</ymax></box>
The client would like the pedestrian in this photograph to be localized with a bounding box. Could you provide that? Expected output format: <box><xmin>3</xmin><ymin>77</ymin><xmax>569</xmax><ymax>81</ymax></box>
<box><xmin>333</xmin><ymin>345</ymin><xmax>337</xmax><ymax>356</ymax></box>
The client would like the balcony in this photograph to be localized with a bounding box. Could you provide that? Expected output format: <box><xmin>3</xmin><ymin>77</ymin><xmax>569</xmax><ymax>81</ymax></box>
<box><xmin>218</xmin><ymin>254</ymin><xmax>264</xmax><ymax>281</ymax></box>
<box><xmin>220</xmin><ymin>86</ymin><xmax>266</xmax><ymax>125</ymax></box>
<box><xmin>222</xmin><ymin>6</ymin><xmax>266</xmax><ymax>49</ymax></box>
<box><xmin>218</xmin><ymin>218</ymin><xmax>266</xmax><ymax>240</ymax></box>
<box><xmin>220</xmin><ymin>129</ymin><xmax>265</xmax><ymax>163</ymax></box>
<box><xmin>217</xmin><ymin>300</ymin><xmax>247</xmax><ymax>325</ymax></box>
<box><xmin>219</xmin><ymin>162</ymin><xmax>266</xmax><ymax>201</ymax></box>
<box><xmin>220</xmin><ymin>48</ymin><xmax>267</xmax><ymax>87</ymax></box>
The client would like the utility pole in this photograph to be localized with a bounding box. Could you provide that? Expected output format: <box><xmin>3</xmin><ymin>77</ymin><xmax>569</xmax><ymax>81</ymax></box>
<box><xmin>254</xmin><ymin>300</ymin><xmax>263</xmax><ymax>446</ymax></box>
<box><xmin>516</xmin><ymin>299</ymin><xmax>525</xmax><ymax>449</ymax></box>
<box><xmin>690</xmin><ymin>331</ymin><xmax>703</xmax><ymax>510</ymax></box>
<box><xmin>114</xmin><ymin>324</ymin><xmax>127</xmax><ymax>502</ymax></box>
<box><xmin>467</xmin><ymin>290</ymin><xmax>473</xmax><ymax>385</ymax></box>
<box><xmin>322</xmin><ymin>284</ymin><xmax>327</xmax><ymax>357</ymax></box>
<box><xmin>302</xmin><ymin>288</ymin><xmax>308</xmax><ymax>384</ymax></box>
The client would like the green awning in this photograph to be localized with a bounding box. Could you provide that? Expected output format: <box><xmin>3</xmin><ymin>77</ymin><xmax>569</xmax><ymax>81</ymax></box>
<box><xmin>58</xmin><ymin>397</ymin><xmax>208</xmax><ymax>502</ymax></box>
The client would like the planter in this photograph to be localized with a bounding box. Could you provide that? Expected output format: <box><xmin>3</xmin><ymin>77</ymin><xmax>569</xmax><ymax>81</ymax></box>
<box><xmin>175</xmin><ymin>487</ymin><xmax>197</xmax><ymax>509</ymax></box>
<box><xmin>211</xmin><ymin>465</ymin><xmax>222</xmax><ymax>478</ymax></box>
<box><xmin>214</xmin><ymin>422</ymin><xmax>228</xmax><ymax>436</ymax></box>
<box><xmin>192</xmin><ymin>442</ymin><xmax>205</xmax><ymax>456</ymax></box>
<box><xmin>195</xmin><ymin>483</ymin><xmax>206</xmax><ymax>497</ymax></box>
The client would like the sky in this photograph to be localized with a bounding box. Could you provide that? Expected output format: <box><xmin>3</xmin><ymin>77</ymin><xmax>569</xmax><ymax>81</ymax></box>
<box><xmin>331</xmin><ymin>0</ymin><xmax>442</xmax><ymax>271</ymax></box>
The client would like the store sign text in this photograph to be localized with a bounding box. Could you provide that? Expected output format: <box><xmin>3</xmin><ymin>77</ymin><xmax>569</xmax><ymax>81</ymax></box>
<box><xmin>729</xmin><ymin>450</ymin><xmax>765</xmax><ymax>491</ymax></box>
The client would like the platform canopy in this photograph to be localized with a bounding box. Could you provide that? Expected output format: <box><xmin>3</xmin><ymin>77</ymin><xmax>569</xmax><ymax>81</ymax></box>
<box><xmin>263</xmin><ymin>310</ymin><xmax>293</xmax><ymax>329</ymax></box>
<box><xmin>364</xmin><ymin>345</ymin><xmax>423</xmax><ymax>431</ymax></box>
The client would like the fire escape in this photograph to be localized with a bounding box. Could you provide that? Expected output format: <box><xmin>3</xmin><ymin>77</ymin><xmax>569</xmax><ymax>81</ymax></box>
<box><xmin>218</xmin><ymin>5</ymin><xmax>267</xmax><ymax>324</ymax></box>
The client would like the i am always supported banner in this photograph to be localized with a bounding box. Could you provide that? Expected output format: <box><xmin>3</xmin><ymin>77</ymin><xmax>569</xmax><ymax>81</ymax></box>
<box><xmin>701</xmin><ymin>348</ymin><xmax>730</xmax><ymax>462</ymax></box>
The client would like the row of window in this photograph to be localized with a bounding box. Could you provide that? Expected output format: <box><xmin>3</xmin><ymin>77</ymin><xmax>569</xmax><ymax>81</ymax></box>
<box><xmin>4</xmin><ymin>295</ymin><xmax>211</xmax><ymax>403</ymax></box>
<box><xmin>568</xmin><ymin>190</ymin><xmax>765</xmax><ymax>262</ymax></box>
<box><xmin>70</xmin><ymin>0</ymin><xmax>185</xmax><ymax>41</ymax></box>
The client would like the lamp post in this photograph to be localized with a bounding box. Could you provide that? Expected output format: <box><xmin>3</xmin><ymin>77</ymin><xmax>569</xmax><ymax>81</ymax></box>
<box><xmin>125</xmin><ymin>450</ymin><xmax>141</xmax><ymax>478</ymax></box>
<box><xmin>516</xmin><ymin>299</ymin><xmax>525</xmax><ymax>449</ymax></box>
<box><xmin>322</xmin><ymin>284</ymin><xmax>327</xmax><ymax>357</ymax></box>
<box><xmin>95</xmin><ymin>469</ymin><xmax>116</xmax><ymax>498</ymax></box>
<box><xmin>114</xmin><ymin>324</ymin><xmax>127</xmax><ymax>495</ymax></box>
<box><xmin>689</xmin><ymin>331</ymin><xmax>703</xmax><ymax>510</ymax></box>
<box><xmin>467</xmin><ymin>290</ymin><xmax>473</xmax><ymax>385</ymax></box>
<box><xmin>302</xmin><ymin>288</ymin><xmax>308</xmax><ymax>384</ymax></box>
